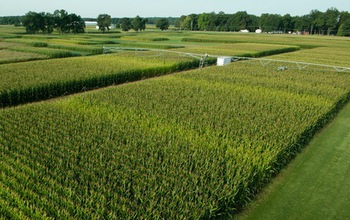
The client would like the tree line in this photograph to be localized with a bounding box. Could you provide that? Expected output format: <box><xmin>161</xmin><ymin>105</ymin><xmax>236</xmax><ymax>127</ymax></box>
<box><xmin>21</xmin><ymin>10</ymin><xmax>85</xmax><ymax>34</ymax></box>
<box><xmin>74</xmin><ymin>15</ymin><xmax>169</xmax><ymax>32</ymax></box>
<box><xmin>1</xmin><ymin>7</ymin><xmax>349</xmax><ymax>36</ymax></box>
<box><xmin>0</xmin><ymin>16</ymin><xmax>22</xmax><ymax>26</ymax></box>
<box><xmin>176</xmin><ymin>8</ymin><xmax>350</xmax><ymax>36</ymax></box>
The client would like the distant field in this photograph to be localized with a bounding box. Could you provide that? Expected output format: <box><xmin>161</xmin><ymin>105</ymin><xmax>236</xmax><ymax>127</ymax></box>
<box><xmin>1</xmin><ymin>25</ymin><xmax>350</xmax><ymax>219</ymax></box>
<box><xmin>270</xmin><ymin>46</ymin><xmax>350</xmax><ymax>67</ymax></box>
<box><xmin>173</xmin><ymin>43</ymin><xmax>299</xmax><ymax>57</ymax></box>
<box><xmin>181</xmin><ymin>31</ymin><xmax>350</xmax><ymax>48</ymax></box>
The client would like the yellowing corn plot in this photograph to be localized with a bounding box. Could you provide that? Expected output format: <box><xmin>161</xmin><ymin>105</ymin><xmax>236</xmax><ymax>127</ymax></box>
<box><xmin>1</xmin><ymin>61</ymin><xmax>350</xmax><ymax>219</ymax></box>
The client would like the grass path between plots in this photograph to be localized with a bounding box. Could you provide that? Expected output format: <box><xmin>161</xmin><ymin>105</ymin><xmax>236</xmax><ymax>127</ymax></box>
<box><xmin>236</xmin><ymin>102</ymin><xmax>350</xmax><ymax>220</ymax></box>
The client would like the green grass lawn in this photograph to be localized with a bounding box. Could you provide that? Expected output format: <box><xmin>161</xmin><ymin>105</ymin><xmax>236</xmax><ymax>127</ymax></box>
<box><xmin>237</xmin><ymin>102</ymin><xmax>350</xmax><ymax>220</ymax></box>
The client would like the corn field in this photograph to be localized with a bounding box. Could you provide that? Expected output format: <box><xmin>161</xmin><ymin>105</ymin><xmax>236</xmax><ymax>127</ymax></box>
<box><xmin>0</xmin><ymin>51</ymin><xmax>198</xmax><ymax>107</ymax></box>
<box><xmin>1</xmin><ymin>61</ymin><xmax>350</xmax><ymax>219</ymax></box>
<box><xmin>173</xmin><ymin>43</ymin><xmax>299</xmax><ymax>57</ymax></box>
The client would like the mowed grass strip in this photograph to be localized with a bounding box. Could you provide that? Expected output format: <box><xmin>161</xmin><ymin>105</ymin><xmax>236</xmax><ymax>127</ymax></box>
<box><xmin>237</xmin><ymin>102</ymin><xmax>350</xmax><ymax>220</ymax></box>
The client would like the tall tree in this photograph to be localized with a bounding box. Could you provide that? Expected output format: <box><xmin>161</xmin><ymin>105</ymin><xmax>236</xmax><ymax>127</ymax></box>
<box><xmin>246</xmin><ymin>14</ymin><xmax>259</xmax><ymax>32</ymax></box>
<box><xmin>324</xmin><ymin>7</ymin><xmax>340</xmax><ymax>35</ymax></box>
<box><xmin>97</xmin><ymin>14</ymin><xmax>112</xmax><ymax>33</ymax></box>
<box><xmin>181</xmin><ymin>14</ymin><xmax>198</xmax><ymax>31</ymax></box>
<box><xmin>214</xmin><ymin>11</ymin><xmax>229</xmax><ymax>31</ymax></box>
<box><xmin>227</xmin><ymin>11</ymin><xmax>251</xmax><ymax>31</ymax></box>
<box><xmin>175</xmin><ymin>15</ymin><xmax>187</xmax><ymax>30</ymax></box>
<box><xmin>198</xmin><ymin>13</ymin><xmax>212</xmax><ymax>31</ymax></box>
<box><xmin>140</xmin><ymin>18</ymin><xmax>147</xmax><ymax>31</ymax></box>
<box><xmin>43</xmin><ymin>12</ymin><xmax>55</xmax><ymax>34</ymax></box>
<box><xmin>132</xmin><ymin>15</ymin><xmax>143</xmax><ymax>32</ymax></box>
<box><xmin>338</xmin><ymin>12</ymin><xmax>350</xmax><ymax>36</ymax></box>
<box><xmin>339</xmin><ymin>11</ymin><xmax>350</xmax><ymax>26</ymax></box>
<box><xmin>189</xmin><ymin>14</ymin><xmax>199</xmax><ymax>30</ymax></box>
<box><xmin>293</xmin><ymin>15</ymin><xmax>311</xmax><ymax>33</ymax></box>
<box><xmin>156</xmin><ymin>18</ymin><xmax>169</xmax><ymax>31</ymax></box>
<box><xmin>120</xmin><ymin>17</ymin><xmax>132</xmax><ymax>31</ymax></box>
<box><xmin>69</xmin><ymin>13</ymin><xmax>85</xmax><ymax>34</ymax></box>
<box><xmin>235</xmin><ymin>11</ymin><xmax>250</xmax><ymax>30</ymax></box>
<box><xmin>309</xmin><ymin>10</ymin><xmax>323</xmax><ymax>34</ymax></box>
<box><xmin>337</xmin><ymin>20</ymin><xmax>350</xmax><ymax>36</ymax></box>
<box><xmin>181</xmin><ymin>16</ymin><xmax>192</xmax><ymax>30</ymax></box>
<box><xmin>282</xmin><ymin>14</ymin><xmax>294</xmax><ymax>33</ymax></box>
<box><xmin>22</xmin><ymin>11</ymin><xmax>43</xmax><ymax>34</ymax></box>
<box><xmin>53</xmin><ymin>9</ymin><xmax>70</xmax><ymax>34</ymax></box>
<box><xmin>260</xmin><ymin>13</ymin><xmax>282</xmax><ymax>32</ymax></box>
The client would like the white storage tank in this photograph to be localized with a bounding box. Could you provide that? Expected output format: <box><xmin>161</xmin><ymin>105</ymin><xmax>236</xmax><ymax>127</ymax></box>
<box><xmin>217</xmin><ymin>57</ymin><xmax>232</xmax><ymax>66</ymax></box>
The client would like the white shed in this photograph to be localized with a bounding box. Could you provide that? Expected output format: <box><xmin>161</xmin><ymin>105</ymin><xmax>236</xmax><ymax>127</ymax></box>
<box><xmin>85</xmin><ymin>21</ymin><xmax>97</xmax><ymax>26</ymax></box>
<box><xmin>217</xmin><ymin>57</ymin><xmax>232</xmax><ymax>66</ymax></box>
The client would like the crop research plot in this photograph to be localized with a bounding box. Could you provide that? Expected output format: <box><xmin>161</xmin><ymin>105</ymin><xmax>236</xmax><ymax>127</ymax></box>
<box><xmin>1</xmin><ymin>27</ymin><xmax>350</xmax><ymax>218</ymax></box>
<box><xmin>1</xmin><ymin>57</ymin><xmax>350</xmax><ymax>218</ymax></box>
<box><xmin>0</xmin><ymin>52</ymin><xmax>199</xmax><ymax>107</ymax></box>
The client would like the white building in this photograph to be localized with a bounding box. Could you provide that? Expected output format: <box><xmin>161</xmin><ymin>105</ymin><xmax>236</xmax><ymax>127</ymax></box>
<box><xmin>85</xmin><ymin>21</ymin><xmax>97</xmax><ymax>26</ymax></box>
<box><xmin>217</xmin><ymin>57</ymin><xmax>232</xmax><ymax>66</ymax></box>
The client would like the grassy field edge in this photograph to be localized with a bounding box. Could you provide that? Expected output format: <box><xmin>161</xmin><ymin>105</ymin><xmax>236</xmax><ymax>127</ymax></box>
<box><xmin>236</xmin><ymin>101</ymin><xmax>350</xmax><ymax>219</ymax></box>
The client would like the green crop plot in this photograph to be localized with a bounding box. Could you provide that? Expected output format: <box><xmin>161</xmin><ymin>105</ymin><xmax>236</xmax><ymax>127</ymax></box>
<box><xmin>0</xmin><ymin>51</ymin><xmax>198</xmax><ymax>107</ymax></box>
<box><xmin>1</xmin><ymin>25</ymin><xmax>350</xmax><ymax>219</ymax></box>
<box><xmin>0</xmin><ymin>49</ymin><xmax>46</xmax><ymax>64</ymax></box>
<box><xmin>270</xmin><ymin>46</ymin><xmax>350</xmax><ymax>67</ymax></box>
<box><xmin>1</xmin><ymin>61</ymin><xmax>350</xmax><ymax>219</ymax></box>
<box><xmin>173</xmin><ymin>43</ymin><xmax>299</xmax><ymax>57</ymax></box>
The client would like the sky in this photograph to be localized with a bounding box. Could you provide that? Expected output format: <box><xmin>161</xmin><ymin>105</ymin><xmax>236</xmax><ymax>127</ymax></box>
<box><xmin>1</xmin><ymin>0</ymin><xmax>349</xmax><ymax>18</ymax></box>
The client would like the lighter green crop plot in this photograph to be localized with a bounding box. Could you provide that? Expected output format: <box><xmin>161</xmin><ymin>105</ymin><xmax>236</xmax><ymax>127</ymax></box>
<box><xmin>0</xmin><ymin>25</ymin><xmax>25</xmax><ymax>37</ymax></box>
<box><xmin>8</xmin><ymin>45</ymin><xmax>77</xmax><ymax>58</ymax></box>
<box><xmin>1</xmin><ymin>62</ymin><xmax>350</xmax><ymax>219</ymax></box>
<box><xmin>4</xmin><ymin>38</ymin><xmax>49</xmax><ymax>45</ymax></box>
<box><xmin>0</xmin><ymin>49</ymin><xmax>46</xmax><ymax>64</ymax></box>
<box><xmin>0</xmin><ymin>51</ymin><xmax>197</xmax><ymax>106</ymax></box>
<box><xmin>3</xmin><ymin>35</ymin><xmax>118</xmax><ymax>57</ymax></box>
<box><xmin>183</xmin><ymin>32</ymin><xmax>350</xmax><ymax>48</ymax></box>
<box><xmin>0</xmin><ymin>51</ymin><xmax>191</xmax><ymax>92</ymax></box>
<box><xmin>269</xmin><ymin>46</ymin><xmax>350</xmax><ymax>67</ymax></box>
<box><xmin>0</xmin><ymin>41</ymin><xmax>21</xmax><ymax>49</ymax></box>
<box><xmin>173</xmin><ymin>43</ymin><xmax>299</xmax><ymax>57</ymax></box>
